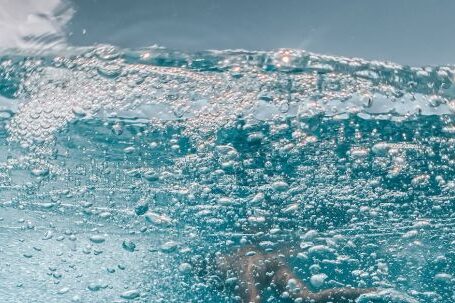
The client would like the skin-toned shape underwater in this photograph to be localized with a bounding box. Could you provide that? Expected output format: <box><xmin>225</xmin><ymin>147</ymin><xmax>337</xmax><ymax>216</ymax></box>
<box><xmin>212</xmin><ymin>245</ymin><xmax>377</xmax><ymax>303</ymax></box>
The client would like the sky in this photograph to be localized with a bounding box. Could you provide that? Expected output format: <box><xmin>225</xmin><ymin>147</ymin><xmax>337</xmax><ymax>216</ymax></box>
<box><xmin>1</xmin><ymin>0</ymin><xmax>455</xmax><ymax>66</ymax></box>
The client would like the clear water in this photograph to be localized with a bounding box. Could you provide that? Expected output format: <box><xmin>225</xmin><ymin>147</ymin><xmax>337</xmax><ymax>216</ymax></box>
<box><xmin>0</xmin><ymin>46</ymin><xmax>454</xmax><ymax>302</ymax></box>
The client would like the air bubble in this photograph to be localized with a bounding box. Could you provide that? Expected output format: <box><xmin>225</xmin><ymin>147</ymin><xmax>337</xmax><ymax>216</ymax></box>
<box><xmin>310</xmin><ymin>273</ymin><xmax>328</xmax><ymax>288</ymax></box>
<box><xmin>57</xmin><ymin>287</ymin><xmax>70</xmax><ymax>295</ymax></box>
<box><xmin>178</xmin><ymin>263</ymin><xmax>193</xmax><ymax>274</ymax></box>
<box><xmin>120</xmin><ymin>290</ymin><xmax>140</xmax><ymax>300</ymax></box>
<box><xmin>122</xmin><ymin>240</ymin><xmax>136</xmax><ymax>252</ymax></box>
<box><xmin>31</xmin><ymin>167</ymin><xmax>49</xmax><ymax>177</ymax></box>
<box><xmin>89</xmin><ymin>235</ymin><xmax>106</xmax><ymax>244</ymax></box>
<box><xmin>144</xmin><ymin>211</ymin><xmax>173</xmax><ymax>225</ymax></box>
<box><xmin>87</xmin><ymin>282</ymin><xmax>107</xmax><ymax>292</ymax></box>
<box><xmin>160</xmin><ymin>241</ymin><xmax>178</xmax><ymax>253</ymax></box>
<box><xmin>271</xmin><ymin>181</ymin><xmax>289</xmax><ymax>192</ymax></box>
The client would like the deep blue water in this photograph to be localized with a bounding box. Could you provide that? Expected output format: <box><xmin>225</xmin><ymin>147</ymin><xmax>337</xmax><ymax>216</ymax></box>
<box><xmin>0</xmin><ymin>47</ymin><xmax>454</xmax><ymax>302</ymax></box>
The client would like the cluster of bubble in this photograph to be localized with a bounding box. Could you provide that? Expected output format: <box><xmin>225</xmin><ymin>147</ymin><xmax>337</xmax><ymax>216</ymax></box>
<box><xmin>4</xmin><ymin>45</ymin><xmax>455</xmax><ymax>149</ymax></box>
<box><xmin>4</xmin><ymin>98</ymin><xmax>451</xmax><ymax>298</ymax></box>
<box><xmin>1</xmin><ymin>46</ymin><xmax>455</xmax><ymax>302</ymax></box>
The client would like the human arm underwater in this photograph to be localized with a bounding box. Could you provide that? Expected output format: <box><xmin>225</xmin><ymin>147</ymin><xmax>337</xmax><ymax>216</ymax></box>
<box><xmin>215</xmin><ymin>245</ymin><xmax>376</xmax><ymax>303</ymax></box>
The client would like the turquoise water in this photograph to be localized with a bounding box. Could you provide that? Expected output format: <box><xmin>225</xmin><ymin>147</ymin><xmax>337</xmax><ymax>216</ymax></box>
<box><xmin>0</xmin><ymin>46</ymin><xmax>454</xmax><ymax>302</ymax></box>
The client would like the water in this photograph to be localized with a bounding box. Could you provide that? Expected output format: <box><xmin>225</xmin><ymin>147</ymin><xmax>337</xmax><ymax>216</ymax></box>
<box><xmin>0</xmin><ymin>46</ymin><xmax>454</xmax><ymax>302</ymax></box>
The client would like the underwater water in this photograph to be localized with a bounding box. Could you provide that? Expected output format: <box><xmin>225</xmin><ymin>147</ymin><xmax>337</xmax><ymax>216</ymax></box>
<box><xmin>0</xmin><ymin>46</ymin><xmax>454</xmax><ymax>302</ymax></box>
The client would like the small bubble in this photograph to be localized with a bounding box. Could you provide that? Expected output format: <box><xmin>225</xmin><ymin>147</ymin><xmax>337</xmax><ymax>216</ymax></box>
<box><xmin>279</xmin><ymin>102</ymin><xmax>290</xmax><ymax>113</ymax></box>
<box><xmin>143</xmin><ymin>170</ymin><xmax>159</xmax><ymax>181</ymax></box>
<box><xmin>258</xmin><ymin>94</ymin><xmax>273</xmax><ymax>102</ymax></box>
<box><xmin>310</xmin><ymin>273</ymin><xmax>328</xmax><ymax>288</ymax></box>
<box><xmin>402</xmin><ymin>230</ymin><xmax>418</xmax><ymax>239</ymax></box>
<box><xmin>118</xmin><ymin>264</ymin><xmax>126</xmax><ymax>270</ymax></box>
<box><xmin>42</xmin><ymin>230</ymin><xmax>53</xmax><ymax>240</ymax></box>
<box><xmin>97</xmin><ymin>65</ymin><xmax>122</xmax><ymax>79</ymax></box>
<box><xmin>122</xmin><ymin>240</ymin><xmax>136</xmax><ymax>252</ymax></box>
<box><xmin>57</xmin><ymin>287</ymin><xmax>70</xmax><ymax>295</ymax></box>
<box><xmin>247</xmin><ymin>132</ymin><xmax>264</xmax><ymax>143</ymax></box>
<box><xmin>134</xmin><ymin>201</ymin><xmax>149</xmax><ymax>215</ymax></box>
<box><xmin>123</xmin><ymin>146</ymin><xmax>135</xmax><ymax>154</ymax></box>
<box><xmin>271</xmin><ymin>181</ymin><xmax>289</xmax><ymax>192</ymax></box>
<box><xmin>120</xmin><ymin>289</ymin><xmax>140</xmax><ymax>300</ymax></box>
<box><xmin>173</xmin><ymin>105</ymin><xmax>186</xmax><ymax>118</ymax></box>
<box><xmin>160</xmin><ymin>241</ymin><xmax>178</xmax><ymax>253</ymax></box>
<box><xmin>178</xmin><ymin>263</ymin><xmax>193</xmax><ymax>274</ymax></box>
<box><xmin>111</xmin><ymin>123</ymin><xmax>123</xmax><ymax>135</ymax></box>
<box><xmin>144</xmin><ymin>211</ymin><xmax>173</xmax><ymax>225</ymax></box>
<box><xmin>72</xmin><ymin>106</ymin><xmax>87</xmax><ymax>117</ymax></box>
<box><xmin>31</xmin><ymin>167</ymin><xmax>49</xmax><ymax>177</ymax></box>
<box><xmin>434</xmin><ymin>273</ymin><xmax>453</xmax><ymax>283</ymax></box>
<box><xmin>87</xmin><ymin>282</ymin><xmax>106</xmax><ymax>292</ymax></box>
<box><xmin>89</xmin><ymin>235</ymin><xmax>106</xmax><ymax>244</ymax></box>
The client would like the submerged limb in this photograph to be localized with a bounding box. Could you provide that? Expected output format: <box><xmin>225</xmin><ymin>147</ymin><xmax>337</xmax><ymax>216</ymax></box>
<box><xmin>236</xmin><ymin>261</ymin><xmax>261</xmax><ymax>303</ymax></box>
<box><xmin>217</xmin><ymin>248</ymin><xmax>275</xmax><ymax>303</ymax></box>
<box><xmin>272</xmin><ymin>263</ymin><xmax>376</xmax><ymax>303</ymax></box>
<box><xmin>216</xmin><ymin>247</ymin><xmax>376</xmax><ymax>303</ymax></box>
<box><xmin>310</xmin><ymin>287</ymin><xmax>377</xmax><ymax>303</ymax></box>
<box><xmin>272</xmin><ymin>264</ymin><xmax>312</xmax><ymax>299</ymax></box>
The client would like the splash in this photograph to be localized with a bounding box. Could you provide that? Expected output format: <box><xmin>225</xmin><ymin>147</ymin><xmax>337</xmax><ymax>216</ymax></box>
<box><xmin>3</xmin><ymin>46</ymin><xmax>455</xmax><ymax>149</ymax></box>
